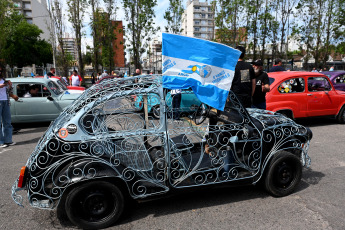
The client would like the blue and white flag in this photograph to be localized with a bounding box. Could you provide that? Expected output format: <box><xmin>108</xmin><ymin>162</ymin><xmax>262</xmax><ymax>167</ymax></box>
<box><xmin>124</xmin><ymin>71</ymin><xmax>128</xmax><ymax>78</ymax></box>
<box><xmin>31</xmin><ymin>72</ymin><xmax>35</xmax><ymax>77</ymax></box>
<box><xmin>162</xmin><ymin>33</ymin><xmax>241</xmax><ymax>111</ymax></box>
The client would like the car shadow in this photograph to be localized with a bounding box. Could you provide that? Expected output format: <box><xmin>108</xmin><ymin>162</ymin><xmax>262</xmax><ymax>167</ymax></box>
<box><xmin>55</xmin><ymin>167</ymin><xmax>325</xmax><ymax>229</ymax></box>
<box><xmin>295</xmin><ymin>117</ymin><xmax>339</xmax><ymax>127</ymax></box>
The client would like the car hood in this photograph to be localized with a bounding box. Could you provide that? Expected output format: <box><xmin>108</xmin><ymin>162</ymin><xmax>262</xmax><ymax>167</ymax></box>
<box><xmin>59</xmin><ymin>92</ymin><xmax>81</xmax><ymax>100</ymax></box>
<box><xmin>247</xmin><ymin>108</ymin><xmax>294</xmax><ymax>128</ymax></box>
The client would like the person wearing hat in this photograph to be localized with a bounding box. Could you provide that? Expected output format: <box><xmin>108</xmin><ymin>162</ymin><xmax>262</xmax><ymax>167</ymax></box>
<box><xmin>252</xmin><ymin>60</ymin><xmax>270</xmax><ymax>109</ymax></box>
<box><xmin>269</xmin><ymin>58</ymin><xmax>286</xmax><ymax>72</ymax></box>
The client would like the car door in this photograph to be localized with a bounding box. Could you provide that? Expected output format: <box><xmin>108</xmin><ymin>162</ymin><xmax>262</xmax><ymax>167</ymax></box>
<box><xmin>332</xmin><ymin>74</ymin><xmax>345</xmax><ymax>91</ymax></box>
<box><xmin>307</xmin><ymin>76</ymin><xmax>338</xmax><ymax>116</ymax></box>
<box><xmin>13</xmin><ymin>83</ymin><xmax>63</xmax><ymax>122</ymax></box>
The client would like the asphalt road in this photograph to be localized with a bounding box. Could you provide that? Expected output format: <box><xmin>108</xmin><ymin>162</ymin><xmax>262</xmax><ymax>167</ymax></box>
<box><xmin>1</xmin><ymin>117</ymin><xmax>344</xmax><ymax>230</ymax></box>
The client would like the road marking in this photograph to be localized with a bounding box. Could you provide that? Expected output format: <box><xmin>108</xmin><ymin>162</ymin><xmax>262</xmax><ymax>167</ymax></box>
<box><xmin>0</xmin><ymin>148</ymin><xmax>12</xmax><ymax>155</ymax></box>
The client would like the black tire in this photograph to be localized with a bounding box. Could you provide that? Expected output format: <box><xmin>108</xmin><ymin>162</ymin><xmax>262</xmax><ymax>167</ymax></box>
<box><xmin>65</xmin><ymin>181</ymin><xmax>124</xmax><ymax>229</ymax></box>
<box><xmin>264</xmin><ymin>151</ymin><xmax>302</xmax><ymax>197</ymax></box>
<box><xmin>337</xmin><ymin>106</ymin><xmax>345</xmax><ymax>124</ymax></box>
<box><xmin>277</xmin><ymin>110</ymin><xmax>293</xmax><ymax>119</ymax></box>
<box><xmin>152</xmin><ymin>105</ymin><xmax>160</xmax><ymax>119</ymax></box>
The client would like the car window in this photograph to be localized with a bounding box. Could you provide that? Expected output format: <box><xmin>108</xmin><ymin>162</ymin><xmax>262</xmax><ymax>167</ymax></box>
<box><xmin>334</xmin><ymin>74</ymin><xmax>345</xmax><ymax>84</ymax></box>
<box><xmin>269</xmin><ymin>77</ymin><xmax>275</xmax><ymax>84</ymax></box>
<box><xmin>56</xmin><ymin>79</ymin><xmax>68</xmax><ymax>90</ymax></box>
<box><xmin>278</xmin><ymin>78</ymin><xmax>305</xmax><ymax>94</ymax></box>
<box><xmin>80</xmin><ymin>92</ymin><xmax>161</xmax><ymax>135</ymax></box>
<box><xmin>48</xmin><ymin>81</ymin><xmax>63</xmax><ymax>95</ymax></box>
<box><xmin>308</xmin><ymin>77</ymin><xmax>332</xmax><ymax>92</ymax></box>
<box><xmin>16</xmin><ymin>83</ymin><xmax>49</xmax><ymax>97</ymax></box>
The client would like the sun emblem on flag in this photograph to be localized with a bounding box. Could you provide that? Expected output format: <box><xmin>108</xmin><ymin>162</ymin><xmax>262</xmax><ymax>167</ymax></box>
<box><xmin>182</xmin><ymin>65</ymin><xmax>212</xmax><ymax>79</ymax></box>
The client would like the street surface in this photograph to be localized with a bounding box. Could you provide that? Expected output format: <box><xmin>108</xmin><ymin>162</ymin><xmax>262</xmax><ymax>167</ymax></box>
<box><xmin>1</xmin><ymin>117</ymin><xmax>344</xmax><ymax>230</ymax></box>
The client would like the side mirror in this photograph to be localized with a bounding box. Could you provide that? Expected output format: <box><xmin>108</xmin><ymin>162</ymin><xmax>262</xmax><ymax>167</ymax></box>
<box><xmin>47</xmin><ymin>96</ymin><xmax>54</xmax><ymax>101</ymax></box>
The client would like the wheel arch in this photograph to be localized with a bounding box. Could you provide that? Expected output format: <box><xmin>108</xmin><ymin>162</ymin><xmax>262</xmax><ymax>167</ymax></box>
<box><xmin>276</xmin><ymin>109</ymin><xmax>294</xmax><ymax>119</ymax></box>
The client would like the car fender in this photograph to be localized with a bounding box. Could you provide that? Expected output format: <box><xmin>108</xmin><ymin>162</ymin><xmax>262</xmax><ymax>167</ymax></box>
<box><xmin>267</xmin><ymin>101</ymin><xmax>297</xmax><ymax>117</ymax></box>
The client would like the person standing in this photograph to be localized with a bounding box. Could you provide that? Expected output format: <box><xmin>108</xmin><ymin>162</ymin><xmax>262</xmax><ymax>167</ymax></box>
<box><xmin>47</xmin><ymin>67</ymin><xmax>56</xmax><ymax>77</ymax></box>
<box><xmin>0</xmin><ymin>66</ymin><xmax>19</xmax><ymax>148</ymax></box>
<box><xmin>170</xmin><ymin>89</ymin><xmax>182</xmax><ymax>120</ymax></box>
<box><xmin>269</xmin><ymin>58</ymin><xmax>286</xmax><ymax>72</ymax></box>
<box><xmin>252</xmin><ymin>60</ymin><xmax>270</xmax><ymax>109</ymax></box>
<box><xmin>69</xmin><ymin>70</ymin><xmax>82</xmax><ymax>87</ymax></box>
<box><xmin>230</xmin><ymin>46</ymin><xmax>256</xmax><ymax>108</ymax></box>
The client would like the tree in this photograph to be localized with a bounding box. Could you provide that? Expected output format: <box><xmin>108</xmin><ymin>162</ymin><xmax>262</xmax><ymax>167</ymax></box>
<box><xmin>164</xmin><ymin>0</ymin><xmax>184</xmax><ymax>34</ymax></box>
<box><xmin>122</xmin><ymin>0</ymin><xmax>159</xmax><ymax>69</ymax></box>
<box><xmin>88</xmin><ymin>0</ymin><xmax>101</xmax><ymax>73</ymax></box>
<box><xmin>1</xmin><ymin>13</ymin><xmax>52</xmax><ymax>68</ymax></box>
<box><xmin>48</xmin><ymin>0</ymin><xmax>69</xmax><ymax>77</ymax></box>
<box><xmin>67</xmin><ymin>0</ymin><xmax>87</xmax><ymax>77</ymax></box>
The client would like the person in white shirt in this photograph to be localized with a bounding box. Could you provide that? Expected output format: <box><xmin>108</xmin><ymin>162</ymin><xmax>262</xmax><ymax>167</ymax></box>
<box><xmin>0</xmin><ymin>66</ymin><xmax>19</xmax><ymax>148</ymax></box>
<box><xmin>70</xmin><ymin>70</ymin><xmax>82</xmax><ymax>86</ymax></box>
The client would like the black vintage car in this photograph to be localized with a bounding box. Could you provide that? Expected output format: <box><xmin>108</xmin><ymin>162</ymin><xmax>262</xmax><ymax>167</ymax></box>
<box><xmin>12</xmin><ymin>75</ymin><xmax>312</xmax><ymax>229</ymax></box>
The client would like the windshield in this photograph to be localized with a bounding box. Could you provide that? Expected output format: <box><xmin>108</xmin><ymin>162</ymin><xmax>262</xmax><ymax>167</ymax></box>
<box><xmin>56</xmin><ymin>79</ymin><xmax>68</xmax><ymax>90</ymax></box>
<box><xmin>48</xmin><ymin>81</ymin><xmax>63</xmax><ymax>95</ymax></box>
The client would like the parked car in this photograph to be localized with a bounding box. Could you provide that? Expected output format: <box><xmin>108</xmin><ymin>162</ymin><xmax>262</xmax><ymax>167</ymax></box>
<box><xmin>322</xmin><ymin>71</ymin><xmax>345</xmax><ymax>91</ymax></box>
<box><xmin>266</xmin><ymin>71</ymin><xmax>345</xmax><ymax>123</ymax></box>
<box><xmin>9</xmin><ymin>78</ymin><xmax>81</xmax><ymax>123</ymax></box>
<box><xmin>133</xmin><ymin>88</ymin><xmax>202</xmax><ymax>119</ymax></box>
<box><xmin>35</xmin><ymin>76</ymin><xmax>86</xmax><ymax>93</ymax></box>
<box><xmin>12</xmin><ymin>75</ymin><xmax>312</xmax><ymax>229</ymax></box>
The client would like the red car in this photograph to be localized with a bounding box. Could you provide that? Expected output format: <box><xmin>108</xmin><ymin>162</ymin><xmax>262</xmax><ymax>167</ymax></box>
<box><xmin>266</xmin><ymin>71</ymin><xmax>345</xmax><ymax>123</ymax></box>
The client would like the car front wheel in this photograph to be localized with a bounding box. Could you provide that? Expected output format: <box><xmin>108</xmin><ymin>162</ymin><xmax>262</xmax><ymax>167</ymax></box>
<box><xmin>65</xmin><ymin>181</ymin><xmax>124</xmax><ymax>229</ymax></box>
<box><xmin>337</xmin><ymin>106</ymin><xmax>345</xmax><ymax>124</ymax></box>
<box><xmin>264</xmin><ymin>151</ymin><xmax>302</xmax><ymax>197</ymax></box>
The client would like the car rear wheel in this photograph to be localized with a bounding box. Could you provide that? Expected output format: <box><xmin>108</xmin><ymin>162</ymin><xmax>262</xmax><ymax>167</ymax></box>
<box><xmin>65</xmin><ymin>181</ymin><xmax>124</xmax><ymax>229</ymax></box>
<box><xmin>264</xmin><ymin>151</ymin><xmax>302</xmax><ymax>197</ymax></box>
<box><xmin>337</xmin><ymin>106</ymin><xmax>345</xmax><ymax>124</ymax></box>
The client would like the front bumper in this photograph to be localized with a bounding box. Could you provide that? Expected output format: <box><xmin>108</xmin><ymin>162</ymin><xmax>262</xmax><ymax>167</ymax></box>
<box><xmin>11</xmin><ymin>178</ymin><xmax>25</xmax><ymax>207</ymax></box>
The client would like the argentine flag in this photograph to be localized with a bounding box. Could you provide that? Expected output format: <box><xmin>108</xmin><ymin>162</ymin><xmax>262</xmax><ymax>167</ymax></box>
<box><xmin>162</xmin><ymin>33</ymin><xmax>241</xmax><ymax>111</ymax></box>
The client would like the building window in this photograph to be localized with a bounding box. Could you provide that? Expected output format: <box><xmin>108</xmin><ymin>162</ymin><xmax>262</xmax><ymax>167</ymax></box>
<box><xmin>24</xmin><ymin>3</ymin><xmax>31</xmax><ymax>9</ymax></box>
<box><xmin>208</xmin><ymin>14</ymin><xmax>213</xmax><ymax>18</ymax></box>
<box><xmin>208</xmin><ymin>20</ymin><xmax>213</xmax><ymax>25</ymax></box>
<box><xmin>14</xmin><ymin>2</ymin><xmax>21</xmax><ymax>8</ymax></box>
<box><xmin>201</xmin><ymin>14</ymin><xmax>206</xmax><ymax>18</ymax></box>
<box><xmin>194</xmin><ymin>6</ymin><xmax>200</xmax><ymax>10</ymax></box>
<box><xmin>194</xmin><ymin>33</ymin><xmax>201</xmax><ymax>37</ymax></box>
<box><xmin>195</xmin><ymin>20</ymin><xmax>200</xmax><ymax>25</ymax></box>
<box><xmin>208</xmin><ymin>7</ymin><xmax>212</xmax><ymax>12</ymax></box>
<box><xmin>24</xmin><ymin>11</ymin><xmax>32</xmax><ymax>17</ymax></box>
<box><xmin>201</xmin><ymin>20</ymin><xmax>207</xmax><ymax>25</ymax></box>
<box><xmin>201</xmin><ymin>34</ymin><xmax>207</xmax><ymax>38</ymax></box>
<box><xmin>194</xmin><ymin>14</ymin><xmax>200</xmax><ymax>18</ymax></box>
<box><xmin>195</xmin><ymin>27</ymin><xmax>200</xmax><ymax>31</ymax></box>
<box><xmin>27</xmin><ymin>19</ymin><xmax>33</xmax><ymax>24</ymax></box>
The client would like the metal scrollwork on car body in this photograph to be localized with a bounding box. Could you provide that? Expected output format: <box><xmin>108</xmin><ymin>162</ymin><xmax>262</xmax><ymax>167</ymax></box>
<box><xmin>11</xmin><ymin>75</ymin><xmax>311</xmax><ymax>209</ymax></box>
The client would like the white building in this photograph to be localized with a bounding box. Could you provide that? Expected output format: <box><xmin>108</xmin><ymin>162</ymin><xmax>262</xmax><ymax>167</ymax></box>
<box><xmin>13</xmin><ymin>0</ymin><xmax>51</xmax><ymax>41</ymax></box>
<box><xmin>181</xmin><ymin>0</ymin><xmax>215</xmax><ymax>40</ymax></box>
<box><xmin>147</xmin><ymin>38</ymin><xmax>162</xmax><ymax>74</ymax></box>
<box><xmin>61</xmin><ymin>34</ymin><xmax>78</xmax><ymax>62</ymax></box>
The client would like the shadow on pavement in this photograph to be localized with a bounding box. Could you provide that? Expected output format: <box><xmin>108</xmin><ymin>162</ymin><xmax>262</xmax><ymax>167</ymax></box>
<box><xmin>295</xmin><ymin>117</ymin><xmax>339</xmax><ymax>127</ymax></box>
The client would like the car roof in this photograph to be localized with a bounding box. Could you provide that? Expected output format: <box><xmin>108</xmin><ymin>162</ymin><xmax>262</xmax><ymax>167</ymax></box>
<box><xmin>322</xmin><ymin>71</ymin><xmax>345</xmax><ymax>76</ymax></box>
<box><xmin>8</xmin><ymin>77</ymin><xmax>53</xmax><ymax>83</ymax></box>
<box><xmin>268</xmin><ymin>71</ymin><xmax>325</xmax><ymax>85</ymax></box>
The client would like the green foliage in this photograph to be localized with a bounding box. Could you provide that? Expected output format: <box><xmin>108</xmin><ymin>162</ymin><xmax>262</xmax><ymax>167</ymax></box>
<box><xmin>164</xmin><ymin>0</ymin><xmax>184</xmax><ymax>34</ymax></box>
<box><xmin>0</xmin><ymin>12</ymin><xmax>52</xmax><ymax>67</ymax></box>
<box><xmin>122</xmin><ymin>0</ymin><xmax>160</xmax><ymax>69</ymax></box>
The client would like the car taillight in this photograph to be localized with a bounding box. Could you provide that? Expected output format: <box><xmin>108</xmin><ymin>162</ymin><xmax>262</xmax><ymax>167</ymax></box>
<box><xmin>18</xmin><ymin>166</ymin><xmax>27</xmax><ymax>188</ymax></box>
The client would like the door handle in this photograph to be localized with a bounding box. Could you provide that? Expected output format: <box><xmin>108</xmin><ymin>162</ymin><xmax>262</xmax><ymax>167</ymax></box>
<box><xmin>307</xmin><ymin>94</ymin><xmax>313</xmax><ymax>96</ymax></box>
<box><xmin>17</xmin><ymin>99</ymin><xmax>24</xmax><ymax>102</ymax></box>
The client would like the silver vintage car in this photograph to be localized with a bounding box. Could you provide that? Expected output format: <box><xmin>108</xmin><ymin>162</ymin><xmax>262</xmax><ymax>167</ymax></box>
<box><xmin>12</xmin><ymin>75</ymin><xmax>312</xmax><ymax>229</ymax></box>
<box><xmin>9</xmin><ymin>78</ymin><xmax>80</xmax><ymax>123</ymax></box>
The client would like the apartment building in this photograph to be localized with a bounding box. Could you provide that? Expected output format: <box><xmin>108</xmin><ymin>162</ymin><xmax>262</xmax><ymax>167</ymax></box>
<box><xmin>13</xmin><ymin>0</ymin><xmax>50</xmax><ymax>41</ymax></box>
<box><xmin>181</xmin><ymin>0</ymin><xmax>215</xmax><ymax>40</ymax></box>
<box><xmin>61</xmin><ymin>35</ymin><xmax>78</xmax><ymax>62</ymax></box>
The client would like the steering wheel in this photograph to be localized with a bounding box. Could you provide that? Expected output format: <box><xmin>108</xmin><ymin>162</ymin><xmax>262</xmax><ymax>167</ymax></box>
<box><xmin>194</xmin><ymin>103</ymin><xmax>209</xmax><ymax>125</ymax></box>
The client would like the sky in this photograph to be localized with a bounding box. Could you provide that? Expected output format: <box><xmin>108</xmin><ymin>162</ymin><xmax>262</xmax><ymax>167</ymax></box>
<box><xmin>60</xmin><ymin>0</ymin><xmax>189</xmax><ymax>52</ymax></box>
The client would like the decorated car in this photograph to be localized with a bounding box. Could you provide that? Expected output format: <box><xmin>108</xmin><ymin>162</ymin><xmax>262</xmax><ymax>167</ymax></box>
<box><xmin>9</xmin><ymin>78</ymin><xmax>81</xmax><ymax>123</ymax></box>
<box><xmin>322</xmin><ymin>71</ymin><xmax>345</xmax><ymax>91</ymax></box>
<box><xmin>12</xmin><ymin>75</ymin><xmax>312</xmax><ymax>229</ymax></box>
<box><xmin>267</xmin><ymin>71</ymin><xmax>345</xmax><ymax>123</ymax></box>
